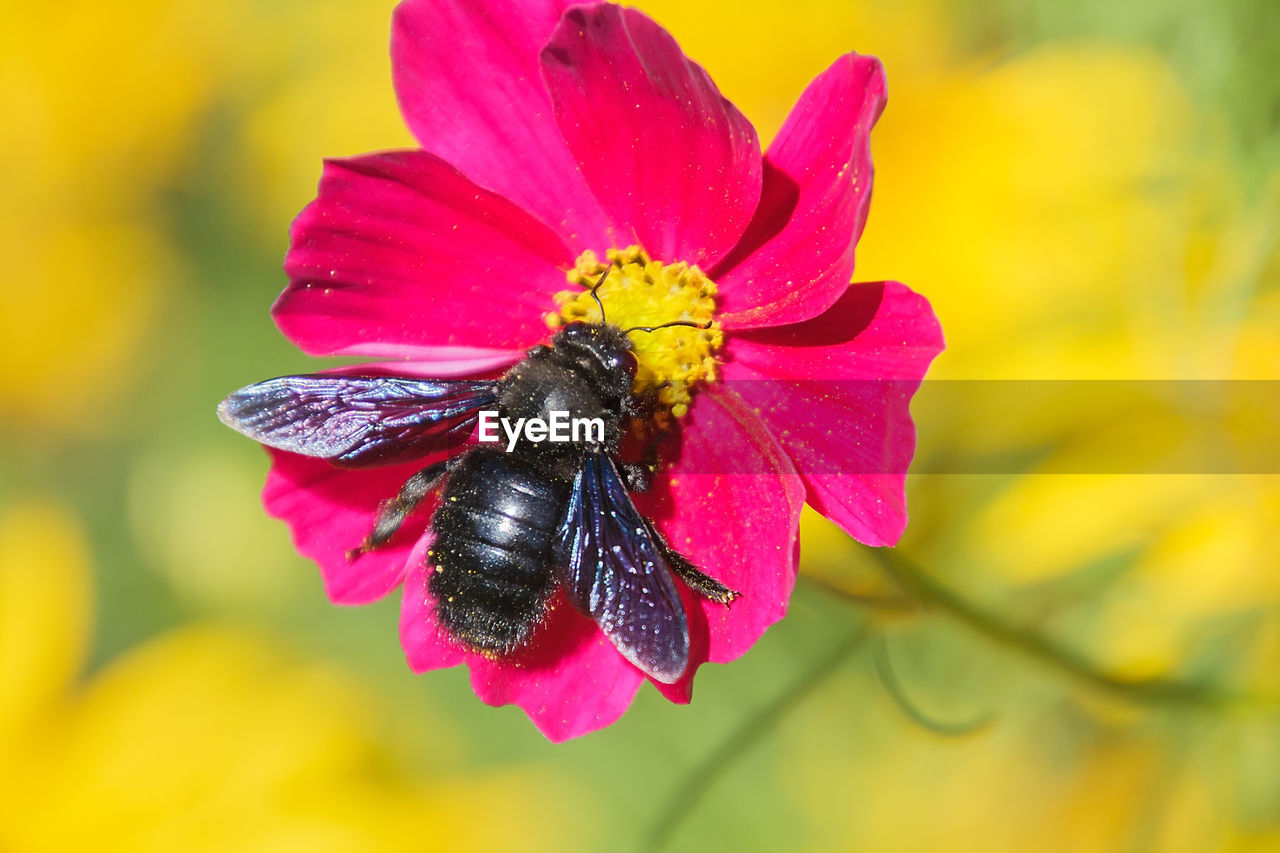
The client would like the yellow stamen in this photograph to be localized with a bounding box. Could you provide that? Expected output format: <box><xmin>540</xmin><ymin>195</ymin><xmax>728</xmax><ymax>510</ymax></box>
<box><xmin>547</xmin><ymin>246</ymin><xmax>723</xmax><ymax>422</ymax></box>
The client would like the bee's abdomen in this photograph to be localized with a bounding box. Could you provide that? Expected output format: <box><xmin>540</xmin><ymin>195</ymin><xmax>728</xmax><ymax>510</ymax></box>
<box><xmin>428</xmin><ymin>449</ymin><xmax>566</xmax><ymax>655</ymax></box>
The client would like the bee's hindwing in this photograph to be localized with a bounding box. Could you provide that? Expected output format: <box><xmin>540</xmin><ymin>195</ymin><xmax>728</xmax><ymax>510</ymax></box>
<box><xmin>552</xmin><ymin>452</ymin><xmax>689</xmax><ymax>683</ymax></box>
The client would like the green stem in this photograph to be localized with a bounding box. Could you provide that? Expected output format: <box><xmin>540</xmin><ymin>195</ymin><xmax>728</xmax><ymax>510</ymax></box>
<box><xmin>642</xmin><ymin>625</ymin><xmax>869</xmax><ymax>853</ymax></box>
<box><xmin>845</xmin><ymin>549</ymin><xmax>1274</xmax><ymax>712</ymax></box>
<box><xmin>872</xmin><ymin>635</ymin><xmax>995</xmax><ymax>735</ymax></box>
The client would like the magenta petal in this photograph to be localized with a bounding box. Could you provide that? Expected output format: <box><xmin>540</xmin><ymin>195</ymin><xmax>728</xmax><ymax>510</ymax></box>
<box><xmin>715</xmin><ymin>54</ymin><xmax>887</xmax><ymax>329</ymax></box>
<box><xmin>399</xmin><ymin>566</ymin><xmax>645</xmax><ymax>741</ymax></box>
<box><xmin>723</xmin><ymin>282</ymin><xmax>944</xmax><ymax>546</ymax></box>
<box><xmin>398</xmin><ymin>563</ymin><xmax>467</xmax><ymax>671</ymax></box>
<box><xmin>263</xmin><ymin>448</ymin><xmax>436</xmax><ymax>605</ymax></box>
<box><xmin>634</xmin><ymin>384</ymin><xmax>806</xmax><ymax>701</ymax></box>
<box><xmin>391</xmin><ymin>0</ymin><xmax>611</xmax><ymax>249</ymax></box>
<box><xmin>465</xmin><ymin>607</ymin><xmax>647</xmax><ymax>742</ymax></box>
<box><xmin>276</xmin><ymin>151</ymin><xmax>572</xmax><ymax>359</ymax></box>
<box><xmin>541</xmin><ymin>4</ymin><xmax>763</xmax><ymax>267</ymax></box>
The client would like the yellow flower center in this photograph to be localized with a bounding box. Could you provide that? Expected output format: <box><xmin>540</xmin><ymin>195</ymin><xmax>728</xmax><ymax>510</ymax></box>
<box><xmin>547</xmin><ymin>246</ymin><xmax>723</xmax><ymax>421</ymax></box>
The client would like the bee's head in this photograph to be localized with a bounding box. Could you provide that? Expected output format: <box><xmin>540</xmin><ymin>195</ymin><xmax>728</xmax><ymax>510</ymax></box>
<box><xmin>550</xmin><ymin>267</ymin><xmax>714</xmax><ymax>404</ymax></box>
<box><xmin>552</xmin><ymin>321</ymin><xmax>638</xmax><ymax>379</ymax></box>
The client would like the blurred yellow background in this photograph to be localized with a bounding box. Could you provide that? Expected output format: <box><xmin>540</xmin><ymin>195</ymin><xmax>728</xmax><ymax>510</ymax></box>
<box><xmin>2</xmin><ymin>0</ymin><xmax>1277</xmax><ymax>850</ymax></box>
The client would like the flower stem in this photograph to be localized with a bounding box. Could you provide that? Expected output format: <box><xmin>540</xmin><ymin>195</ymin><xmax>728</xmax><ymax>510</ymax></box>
<box><xmin>642</xmin><ymin>624</ymin><xmax>869</xmax><ymax>853</ymax></box>
<box><xmin>872</xmin><ymin>634</ymin><xmax>995</xmax><ymax>735</ymax></box>
<box><xmin>843</xmin><ymin>548</ymin><xmax>1275</xmax><ymax>712</ymax></box>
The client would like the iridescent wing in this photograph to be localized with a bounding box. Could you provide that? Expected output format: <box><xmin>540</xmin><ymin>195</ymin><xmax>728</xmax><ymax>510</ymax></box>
<box><xmin>217</xmin><ymin>375</ymin><xmax>495</xmax><ymax>467</ymax></box>
<box><xmin>552</xmin><ymin>452</ymin><xmax>689</xmax><ymax>683</ymax></box>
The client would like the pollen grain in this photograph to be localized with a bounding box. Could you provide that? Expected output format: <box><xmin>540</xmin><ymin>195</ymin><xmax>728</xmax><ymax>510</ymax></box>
<box><xmin>549</xmin><ymin>246</ymin><xmax>723</xmax><ymax>421</ymax></box>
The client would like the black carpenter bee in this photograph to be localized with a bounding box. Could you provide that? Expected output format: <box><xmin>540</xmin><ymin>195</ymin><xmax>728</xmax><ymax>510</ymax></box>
<box><xmin>218</xmin><ymin>273</ymin><xmax>738</xmax><ymax>683</ymax></box>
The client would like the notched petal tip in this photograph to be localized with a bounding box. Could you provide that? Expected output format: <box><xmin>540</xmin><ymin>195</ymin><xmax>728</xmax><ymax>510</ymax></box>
<box><xmin>541</xmin><ymin>3</ymin><xmax>763</xmax><ymax>267</ymax></box>
<box><xmin>716</xmin><ymin>52</ymin><xmax>890</xmax><ymax>329</ymax></box>
<box><xmin>389</xmin><ymin>0</ymin><xmax>610</xmax><ymax>249</ymax></box>
<box><xmin>723</xmin><ymin>280</ymin><xmax>943</xmax><ymax>547</ymax></box>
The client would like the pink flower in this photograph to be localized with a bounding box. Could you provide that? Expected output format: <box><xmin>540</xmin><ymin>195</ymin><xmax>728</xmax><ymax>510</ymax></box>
<box><xmin>261</xmin><ymin>0</ymin><xmax>943</xmax><ymax>740</ymax></box>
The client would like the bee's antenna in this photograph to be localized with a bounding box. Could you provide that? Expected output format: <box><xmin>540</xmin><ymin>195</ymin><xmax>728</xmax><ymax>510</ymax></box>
<box><xmin>622</xmin><ymin>320</ymin><xmax>713</xmax><ymax>335</ymax></box>
<box><xmin>589</xmin><ymin>268</ymin><xmax>610</xmax><ymax>322</ymax></box>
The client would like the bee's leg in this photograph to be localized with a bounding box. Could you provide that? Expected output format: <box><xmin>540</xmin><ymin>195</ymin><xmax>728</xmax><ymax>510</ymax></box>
<box><xmin>644</xmin><ymin>519</ymin><xmax>740</xmax><ymax>606</ymax></box>
<box><xmin>619</xmin><ymin>459</ymin><xmax>656</xmax><ymax>493</ymax></box>
<box><xmin>622</xmin><ymin>386</ymin><xmax>660</xmax><ymax>421</ymax></box>
<box><xmin>619</xmin><ymin>399</ymin><xmax>670</xmax><ymax>489</ymax></box>
<box><xmin>346</xmin><ymin>460</ymin><xmax>450</xmax><ymax>561</ymax></box>
<box><xmin>619</xmin><ymin>424</ymin><xmax>667</xmax><ymax>493</ymax></box>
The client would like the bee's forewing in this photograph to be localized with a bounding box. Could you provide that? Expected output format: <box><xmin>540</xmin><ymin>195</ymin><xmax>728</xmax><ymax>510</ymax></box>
<box><xmin>217</xmin><ymin>375</ymin><xmax>495</xmax><ymax>467</ymax></box>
